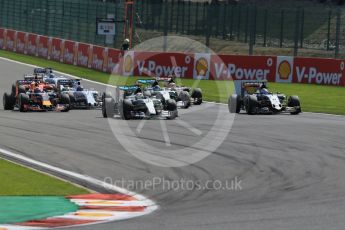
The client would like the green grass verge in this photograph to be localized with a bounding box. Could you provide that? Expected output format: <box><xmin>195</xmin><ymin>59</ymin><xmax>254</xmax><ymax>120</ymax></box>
<box><xmin>0</xmin><ymin>50</ymin><xmax>344</xmax><ymax>115</ymax></box>
<box><xmin>0</xmin><ymin>158</ymin><xmax>89</xmax><ymax>195</ymax></box>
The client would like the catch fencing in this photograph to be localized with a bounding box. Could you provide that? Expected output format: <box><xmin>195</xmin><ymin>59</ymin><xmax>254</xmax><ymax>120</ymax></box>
<box><xmin>0</xmin><ymin>0</ymin><xmax>344</xmax><ymax>57</ymax></box>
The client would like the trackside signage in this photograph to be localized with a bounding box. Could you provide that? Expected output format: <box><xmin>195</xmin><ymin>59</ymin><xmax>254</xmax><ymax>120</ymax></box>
<box><xmin>0</xmin><ymin>28</ymin><xmax>345</xmax><ymax>87</ymax></box>
<box><xmin>132</xmin><ymin>52</ymin><xmax>194</xmax><ymax>78</ymax></box>
<box><xmin>293</xmin><ymin>58</ymin><xmax>345</xmax><ymax>86</ymax></box>
<box><xmin>210</xmin><ymin>55</ymin><xmax>276</xmax><ymax>81</ymax></box>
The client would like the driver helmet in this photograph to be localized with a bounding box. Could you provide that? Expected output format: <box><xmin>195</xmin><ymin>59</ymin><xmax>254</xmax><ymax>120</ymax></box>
<box><xmin>62</xmin><ymin>86</ymin><xmax>70</xmax><ymax>92</ymax></box>
<box><xmin>167</xmin><ymin>82</ymin><xmax>176</xmax><ymax>89</ymax></box>
<box><xmin>34</xmin><ymin>83</ymin><xmax>41</xmax><ymax>93</ymax></box>
<box><xmin>135</xmin><ymin>92</ymin><xmax>144</xmax><ymax>100</ymax></box>
<box><xmin>261</xmin><ymin>88</ymin><xmax>269</xmax><ymax>94</ymax></box>
<box><xmin>30</xmin><ymin>82</ymin><xmax>37</xmax><ymax>90</ymax></box>
<box><xmin>153</xmin><ymin>85</ymin><xmax>161</xmax><ymax>91</ymax></box>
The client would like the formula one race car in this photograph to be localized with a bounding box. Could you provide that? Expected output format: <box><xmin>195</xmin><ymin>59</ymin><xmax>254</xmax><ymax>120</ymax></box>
<box><xmin>102</xmin><ymin>85</ymin><xmax>178</xmax><ymax>120</ymax></box>
<box><xmin>136</xmin><ymin>78</ymin><xmax>202</xmax><ymax>109</ymax></box>
<box><xmin>157</xmin><ymin>77</ymin><xmax>203</xmax><ymax>106</ymax></box>
<box><xmin>3</xmin><ymin>79</ymin><xmax>70</xmax><ymax>112</ymax></box>
<box><xmin>56</xmin><ymin>79</ymin><xmax>101</xmax><ymax>109</ymax></box>
<box><xmin>228</xmin><ymin>80</ymin><xmax>301</xmax><ymax>115</ymax></box>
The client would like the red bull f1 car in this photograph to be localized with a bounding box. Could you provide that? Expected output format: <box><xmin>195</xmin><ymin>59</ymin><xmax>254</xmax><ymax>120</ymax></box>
<box><xmin>3</xmin><ymin>79</ymin><xmax>70</xmax><ymax>112</ymax></box>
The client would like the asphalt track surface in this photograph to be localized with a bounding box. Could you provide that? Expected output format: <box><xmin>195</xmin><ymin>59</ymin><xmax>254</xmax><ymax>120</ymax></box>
<box><xmin>1</xmin><ymin>59</ymin><xmax>345</xmax><ymax>230</ymax></box>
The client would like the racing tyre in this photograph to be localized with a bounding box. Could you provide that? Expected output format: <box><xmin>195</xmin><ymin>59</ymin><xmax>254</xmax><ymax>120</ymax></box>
<box><xmin>166</xmin><ymin>99</ymin><xmax>178</xmax><ymax>120</ymax></box>
<box><xmin>102</xmin><ymin>92</ymin><xmax>112</xmax><ymax>99</ymax></box>
<box><xmin>191</xmin><ymin>88</ymin><xmax>203</xmax><ymax>105</ymax></box>
<box><xmin>121</xmin><ymin>99</ymin><xmax>133</xmax><ymax>120</ymax></box>
<box><xmin>11</xmin><ymin>84</ymin><xmax>16</xmax><ymax>97</ymax></box>
<box><xmin>246</xmin><ymin>95</ymin><xmax>258</xmax><ymax>115</ymax></box>
<box><xmin>60</xmin><ymin>94</ymin><xmax>71</xmax><ymax>112</ymax></box>
<box><xmin>3</xmin><ymin>92</ymin><xmax>15</xmax><ymax>110</ymax></box>
<box><xmin>288</xmin><ymin>95</ymin><xmax>301</xmax><ymax>115</ymax></box>
<box><xmin>103</xmin><ymin>98</ymin><xmax>115</xmax><ymax>118</ymax></box>
<box><xmin>166</xmin><ymin>99</ymin><xmax>177</xmax><ymax>111</ymax></box>
<box><xmin>167</xmin><ymin>110</ymin><xmax>178</xmax><ymax>120</ymax></box>
<box><xmin>18</xmin><ymin>85</ymin><xmax>26</xmax><ymax>94</ymax></box>
<box><xmin>68</xmin><ymin>93</ymin><xmax>75</xmax><ymax>103</ymax></box>
<box><xmin>228</xmin><ymin>94</ymin><xmax>241</xmax><ymax>113</ymax></box>
<box><xmin>179</xmin><ymin>91</ymin><xmax>191</xmax><ymax>109</ymax></box>
<box><xmin>18</xmin><ymin>93</ymin><xmax>29</xmax><ymax>112</ymax></box>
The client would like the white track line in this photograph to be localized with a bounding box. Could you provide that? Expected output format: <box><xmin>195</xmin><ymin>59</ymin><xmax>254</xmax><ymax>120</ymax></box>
<box><xmin>0</xmin><ymin>147</ymin><xmax>158</xmax><ymax>209</ymax></box>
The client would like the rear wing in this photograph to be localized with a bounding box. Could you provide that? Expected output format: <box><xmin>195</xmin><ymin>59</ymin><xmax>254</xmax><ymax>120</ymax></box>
<box><xmin>24</xmin><ymin>74</ymin><xmax>43</xmax><ymax>81</ymax></box>
<box><xmin>234</xmin><ymin>80</ymin><xmax>268</xmax><ymax>96</ymax></box>
<box><xmin>57</xmin><ymin>79</ymin><xmax>81</xmax><ymax>86</ymax></box>
<box><xmin>156</xmin><ymin>77</ymin><xmax>172</xmax><ymax>82</ymax></box>
<box><xmin>17</xmin><ymin>79</ymin><xmax>33</xmax><ymax>85</ymax></box>
<box><xmin>34</xmin><ymin>67</ymin><xmax>53</xmax><ymax>74</ymax></box>
<box><xmin>118</xmin><ymin>85</ymin><xmax>139</xmax><ymax>91</ymax></box>
<box><xmin>136</xmin><ymin>79</ymin><xmax>156</xmax><ymax>85</ymax></box>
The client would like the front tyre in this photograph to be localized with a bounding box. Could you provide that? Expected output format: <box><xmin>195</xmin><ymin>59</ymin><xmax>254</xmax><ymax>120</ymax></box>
<box><xmin>60</xmin><ymin>94</ymin><xmax>71</xmax><ymax>112</ymax></box>
<box><xmin>288</xmin><ymin>95</ymin><xmax>301</xmax><ymax>115</ymax></box>
<box><xmin>166</xmin><ymin>99</ymin><xmax>178</xmax><ymax>120</ymax></box>
<box><xmin>3</xmin><ymin>92</ymin><xmax>15</xmax><ymax>110</ymax></box>
<box><xmin>228</xmin><ymin>94</ymin><xmax>241</xmax><ymax>113</ymax></box>
<box><xmin>103</xmin><ymin>98</ymin><xmax>115</xmax><ymax>118</ymax></box>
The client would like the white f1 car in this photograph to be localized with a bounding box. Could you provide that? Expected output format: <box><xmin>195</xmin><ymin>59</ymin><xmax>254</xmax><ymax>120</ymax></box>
<box><xmin>56</xmin><ymin>79</ymin><xmax>101</xmax><ymax>109</ymax></box>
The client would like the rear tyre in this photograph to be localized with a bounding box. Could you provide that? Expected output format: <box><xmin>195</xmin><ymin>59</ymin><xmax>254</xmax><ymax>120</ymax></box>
<box><xmin>11</xmin><ymin>84</ymin><xmax>16</xmax><ymax>97</ymax></box>
<box><xmin>121</xmin><ymin>99</ymin><xmax>133</xmax><ymax>120</ymax></box>
<box><xmin>246</xmin><ymin>95</ymin><xmax>258</xmax><ymax>115</ymax></box>
<box><xmin>179</xmin><ymin>91</ymin><xmax>191</xmax><ymax>109</ymax></box>
<box><xmin>191</xmin><ymin>88</ymin><xmax>202</xmax><ymax>105</ymax></box>
<box><xmin>19</xmin><ymin>93</ymin><xmax>29</xmax><ymax>112</ymax></box>
<box><xmin>3</xmin><ymin>92</ymin><xmax>15</xmax><ymax>110</ymax></box>
<box><xmin>288</xmin><ymin>95</ymin><xmax>301</xmax><ymax>115</ymax></box>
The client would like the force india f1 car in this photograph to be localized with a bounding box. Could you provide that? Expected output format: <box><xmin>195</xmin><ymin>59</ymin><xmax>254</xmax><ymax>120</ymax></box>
<box><xmin>102</xmin><ymin>85</ymin><xmax>178</xmax><ymax>120</ymax></box>
<box><xmin>228</xmin><ymin>80</ymin><xmax>301</xmax><ymax>115</ymax></box>
<box><xmin>3</xmin><ymin>79</ymin><xmax>70</xmax><ymax>112</ymax></box>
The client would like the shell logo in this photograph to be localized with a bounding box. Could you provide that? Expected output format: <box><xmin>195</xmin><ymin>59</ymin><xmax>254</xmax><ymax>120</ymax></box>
<box><xmin>124</xmin><ymin>54</ymin><xmax>133</xmax><ymax>73</ymax></box>
<box><xmin>195</xmin><ymin>57</ymin><xmax>208</xmax><ymax>77</ymax></box>
<box><xmin>278</xmin><ymin>60</ymin><xmax>291</xmax><ymax>80</ymax></box>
